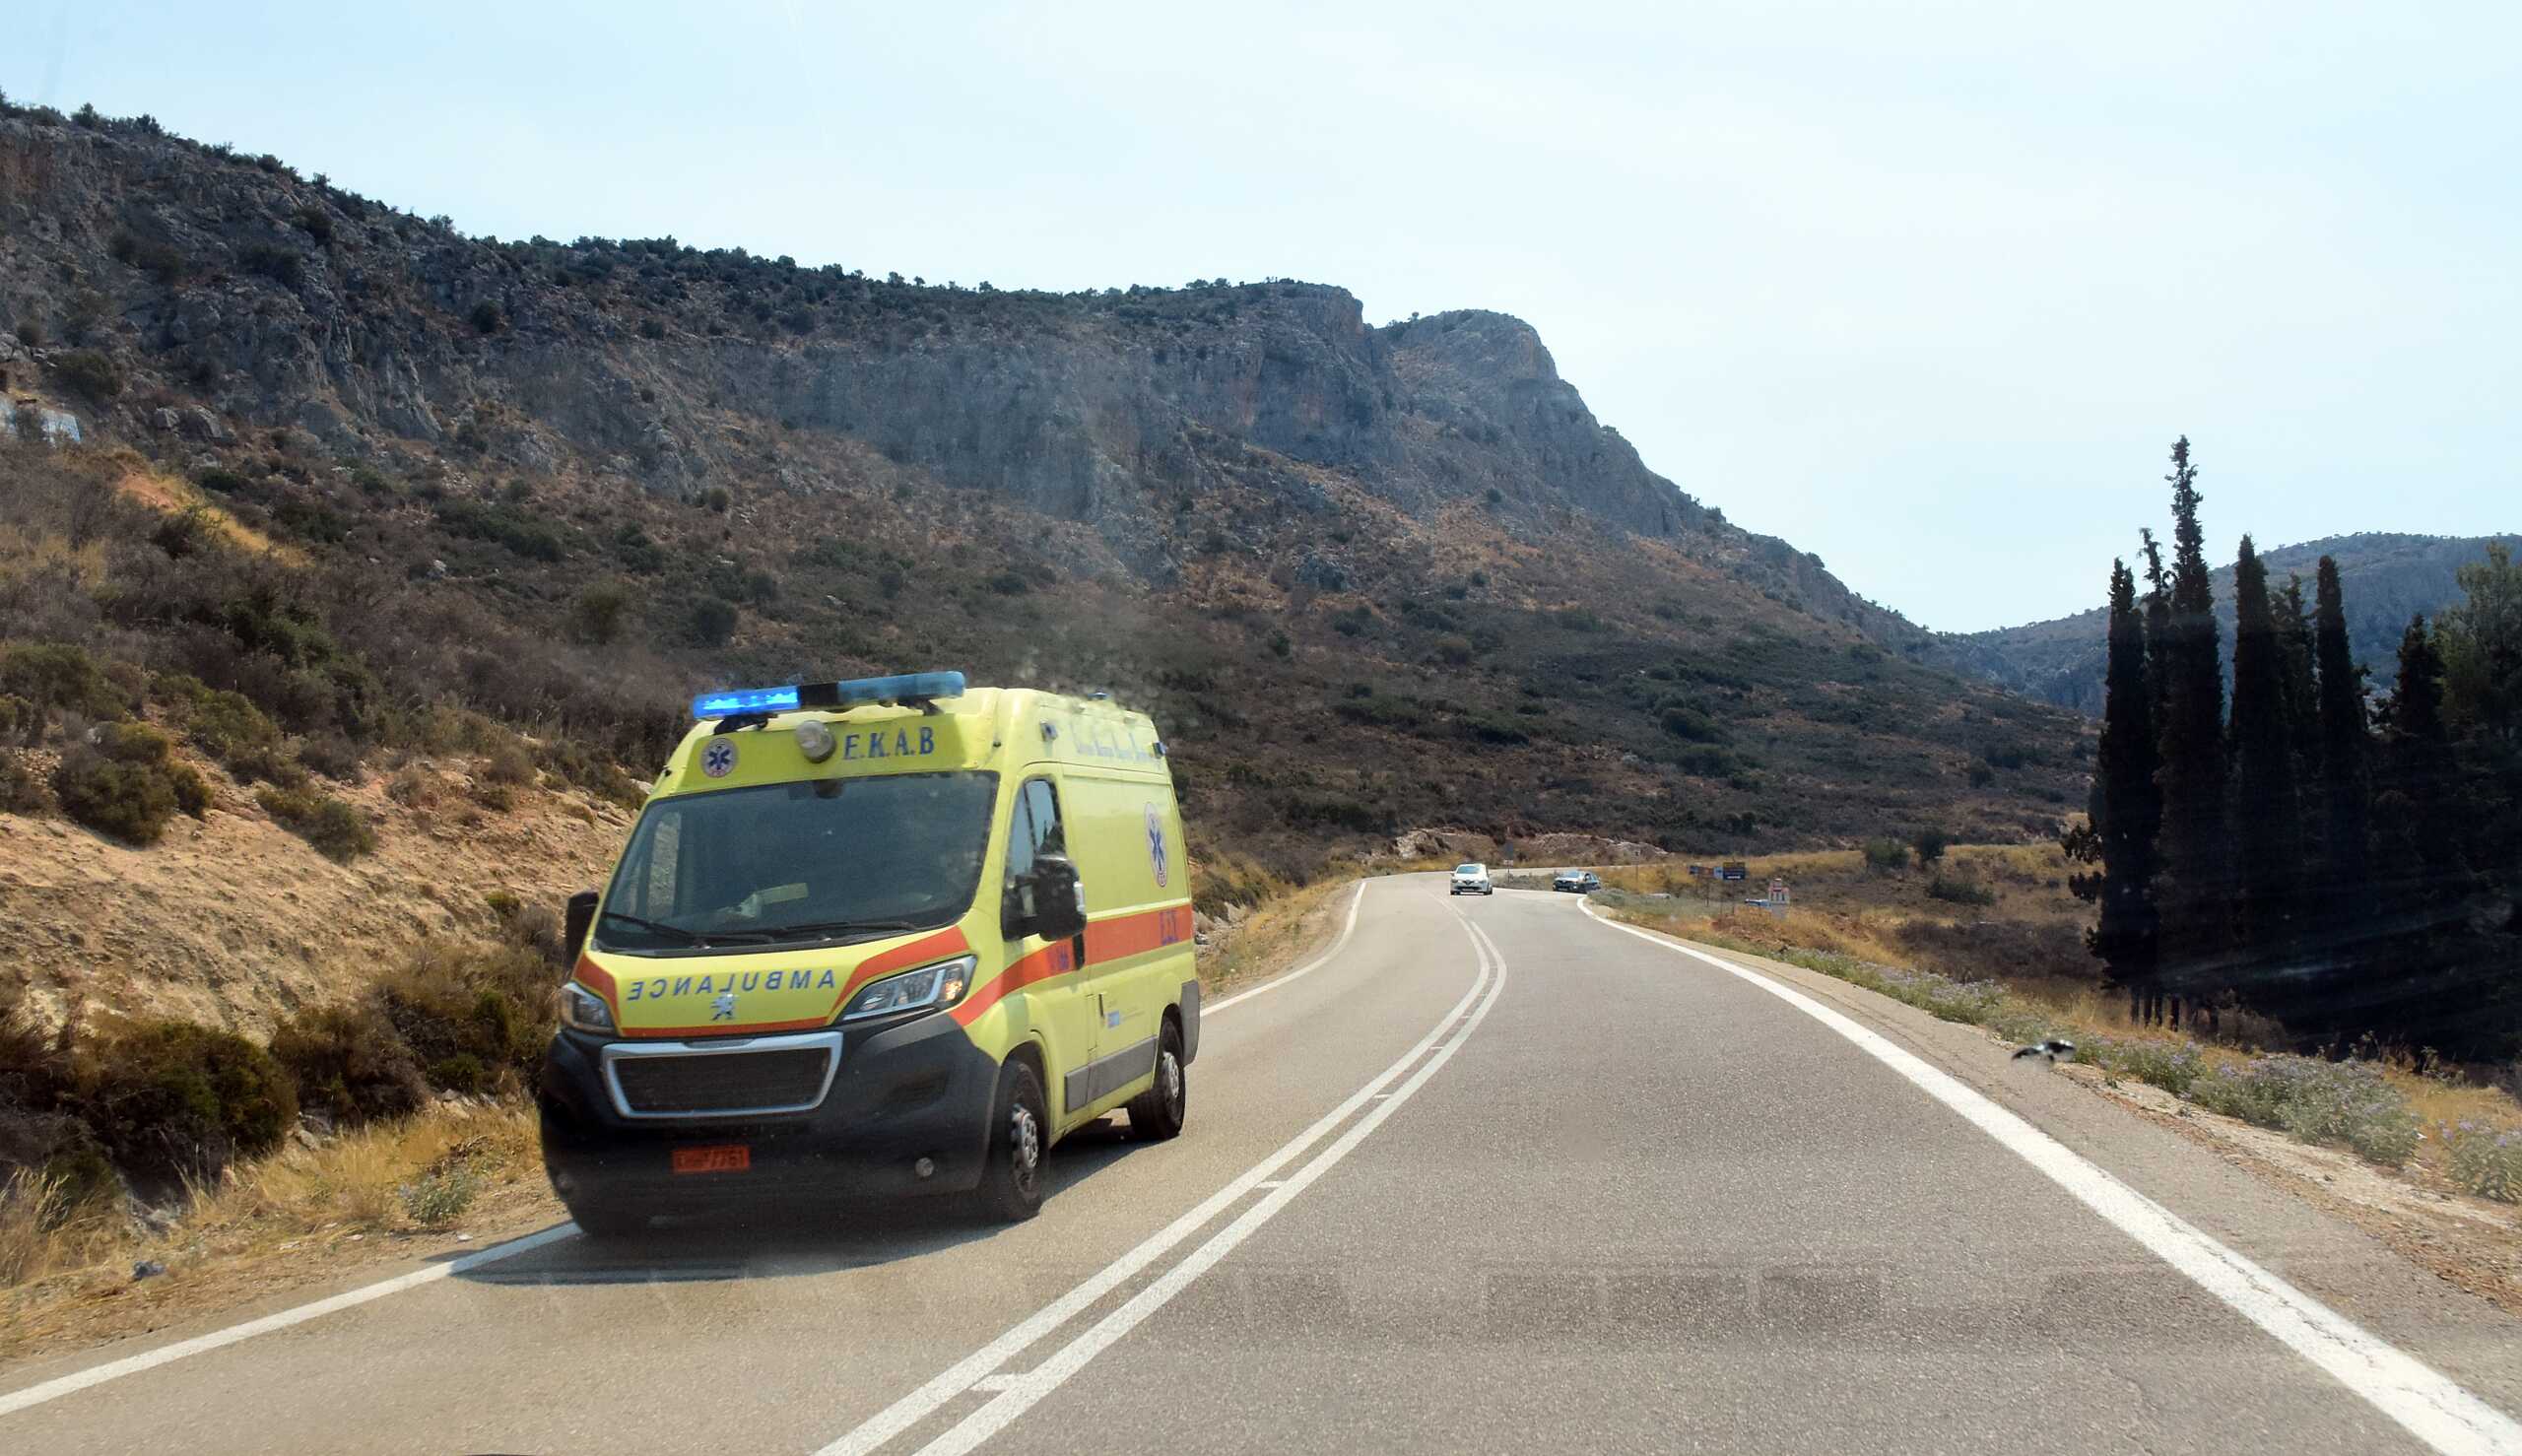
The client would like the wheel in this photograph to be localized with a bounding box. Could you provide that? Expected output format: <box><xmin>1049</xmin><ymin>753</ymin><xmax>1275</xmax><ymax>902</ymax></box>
<box><xmin>972</xmin><ymin>1058</ymin><xmax>1048</xmax><ymax>1222</ymax></box>
<box><xmin>564</xmin><ymin>1196</ymin><xmax>655</xmax><ymax>1238</ymax></box>
<box><xmin>1126</xmin><ymin>1021</ymin><xmax>1188</xmax><ymax>1142</ymax></box>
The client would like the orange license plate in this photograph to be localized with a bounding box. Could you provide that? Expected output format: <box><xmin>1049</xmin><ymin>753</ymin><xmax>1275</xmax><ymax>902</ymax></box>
<box><xmin>671</xmin><ymin>1144</ymin><xmax>750</xmax><ymax>1174</ymax></box>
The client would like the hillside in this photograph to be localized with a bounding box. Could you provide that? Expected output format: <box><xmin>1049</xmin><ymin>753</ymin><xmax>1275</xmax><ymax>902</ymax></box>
<box><xmin>0</xmin><ymin>101</ymin><xmax>2091</xmax><ymax>1008</ymax></box>
<box><xmin>1927</xmin><ymin>533</ymin><xmax>2521</xmax><ymax>713</ymax></box>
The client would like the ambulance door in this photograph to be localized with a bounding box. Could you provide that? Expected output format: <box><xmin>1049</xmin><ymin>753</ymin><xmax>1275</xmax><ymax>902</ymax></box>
<box><xmin>1001</xmin><ymin>773</ymin><xmax>1099</xmax><ymax>1125</ymax></box>
<box><xmin>1067</xmin><ymin>770</ymin><xmax>1170</xmax><ymax>1102</ymax></box>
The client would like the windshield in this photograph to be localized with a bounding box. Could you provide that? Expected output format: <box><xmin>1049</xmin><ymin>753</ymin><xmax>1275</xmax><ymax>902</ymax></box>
<box><xmin>1455</xmin><ymin>864</ymin><xmax>1483</xmax><ymax>874</ymax></box>
<box><xmin>593</xmin><ymin>771</ymin><xmax>996</xmax><ymax>952</ymax></box>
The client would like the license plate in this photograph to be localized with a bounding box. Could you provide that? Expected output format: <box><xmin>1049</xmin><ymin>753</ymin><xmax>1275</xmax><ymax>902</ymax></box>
<box><xmin>671</xmin><ymin>1144</ymin><xmax>750</xmax><ymax>1174</ymax></box>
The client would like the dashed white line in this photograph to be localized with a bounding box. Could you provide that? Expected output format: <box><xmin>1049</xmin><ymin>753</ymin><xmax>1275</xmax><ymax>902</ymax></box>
<box><xmin>1578</xmin><ymin>897</ymin><xmax>2522</xmax><ymax>1456</ymax></box>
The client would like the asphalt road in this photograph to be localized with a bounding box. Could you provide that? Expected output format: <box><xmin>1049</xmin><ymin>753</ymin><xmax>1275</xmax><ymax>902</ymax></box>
<box><xmin>6</xmin><ymin>875</ymin><xmax>2520</xmax><ymax>1454</ymax></box>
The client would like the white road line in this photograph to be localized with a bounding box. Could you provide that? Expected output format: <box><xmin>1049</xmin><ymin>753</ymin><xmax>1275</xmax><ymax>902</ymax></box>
<box><xmin>0</xmin><ymin>1223</ymin><xmax>582</xmax><ymax>1420</ymax></box>
<box><xmin>907</xmin><ymin>916</ymin><xmax>1511</xmax><ymax>1456</ymax></box>
<box><xmin>1204</xmin><ymin>879</ymin><xmax>1368</xmax><ymax>1015</ymax></box>
<box><xmin>815</xmin><ymin>932</ymin><xmax>1493</xmax><ymax>1456</ymax></box>
<box><xmin>1578</xmin><ymin>899</ymin><xmax>2522</xmax><ymax>1456</ymax></box>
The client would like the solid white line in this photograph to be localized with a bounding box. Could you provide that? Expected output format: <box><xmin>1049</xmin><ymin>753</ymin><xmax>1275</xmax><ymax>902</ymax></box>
<box><xmin>813</xmin><ymin>935</ymin><xmax>1492</xmax><ymax>1456</ymax></box>
<box><xmin>968</xmin><ymin>1375</ymin><xmax>1020</xmax><ymax>1393</ymax></box>
<box><xmin>0</xmin><ymin>1223</ymin><xmax>582</xmax><ymax>1420</ymax></box>
<box><xmin>1577</xmin><ymin>898</ymin><xmax>2522</xmax><ymax>1456</ymax></box>
<box><xmin>908</xmin><ymin>916</ymin><xmax>1511</xmax><ymax>1456</ymax></box>
<box><xmin>1204</xmin><ymin>879</ymin><xmax>1369</xmax><ymax>1015</ymax></box>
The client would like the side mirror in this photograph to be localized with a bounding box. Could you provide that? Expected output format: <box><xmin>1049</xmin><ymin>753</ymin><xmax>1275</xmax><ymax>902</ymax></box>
<box><xmin>564</xmin><ymin>889</ymin><xmax>599</xmax><ymax>964</ymax></box>
<box><xmin>1028</xmin><ymin>855</ymin><xmax>1088</xmax><ymax>943</ymax></box>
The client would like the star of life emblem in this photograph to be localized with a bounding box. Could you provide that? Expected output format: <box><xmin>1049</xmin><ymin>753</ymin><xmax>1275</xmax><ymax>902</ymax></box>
<box><xmin>701</xmin><ymin>740</ymin><xmax>737</xmax><ymax>778</ymax></box>
<box><xmin>1145</xmin><ymin>804</ymin><xmax>1168</xmax><ymax>887</ymax></box>
<box><xmin>710</xmin><ymin>992</ymin><xmax>737</xmax><ymax>1022</ymax></box>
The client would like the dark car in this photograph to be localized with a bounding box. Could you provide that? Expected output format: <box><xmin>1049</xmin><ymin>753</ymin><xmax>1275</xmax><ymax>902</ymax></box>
<box><xmin>1552</xmin><ymin>870</ymin><xmax>1601</xmax><ymax>893</ymax></box>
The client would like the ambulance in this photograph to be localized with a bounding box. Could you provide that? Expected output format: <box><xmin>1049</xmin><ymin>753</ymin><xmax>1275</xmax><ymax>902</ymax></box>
<box><xmin>538</xmin><ymin>672</ymin><xmax>1199</xmax><ymax>1232</ymax></box>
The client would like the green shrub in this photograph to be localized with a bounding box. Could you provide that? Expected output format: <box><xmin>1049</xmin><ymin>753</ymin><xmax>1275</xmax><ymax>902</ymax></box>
<box><xmin>469</xmin><ymin>300</ymin><xmax>501</xmax><ymax>334</ymax></box>
<box><xmin>1910</xmin><ymin>827</ymin><xmax>1950</xmax><ymax>864</ymax></box>
<box><xmin>1861</xmin><ymin>838</ymin><xmax>1908</xmax><ymax>874</ymax></box>
<box><xmin>688</xmin><ymin>596</ymin><xmax>739</xmax><ymax>647</ymax></box>
<box><xmin>1659</xmin><ymin>705</ymin><xmax>1723</xmax><ymax>742</ymax></box>
<box><xmin>0</xmin><ymin>693</ymin><xmax>34</xmax><ymax>747</ymax></box>
<box><xmin>80</xmin><ymin>1021</ymin><xmax>297</xmax><ymax>1181</ymax></box>
<box><xmin>379</xmin><ymin>941</ymin><xmax>557</xmax><ymax>1092</ymax></box>
<box><xmin>238</xmin><ymin>244</ymin><xmax>304</xmax><ymax>289</ymax></box>
<box><xmin>51</xmin><ymin>349</ymin><xmax>122</xmax><ymax>401</ymax></box>
<box><xmin>0</xmin><ymin>751</ymin><xmax>42</xmax><ymax>813</ymax></box>
<box><xmin>568</xmin><ymin>582</ymin><xmax>632</xmax><ymax>645</ymax></box>
<box><xmin>2188</xmin><ymin>1057</ymin><xmax>2420</xmax><ymax>1165</ymax></box>
<box><xmin>256</xmin><ymin>785</ymin><xmax>376</xmax><ymax>860</ymax></box>
<box><xmin>166</xmin><ymin>681</ymin><xmax>285</xmax><ymax>766</ymax></box>
<box><xmin>295</xmin><ymin>731</ymin><xmax>365</xmax><ymax>781</ymax></box>
<box><xmin>427</xmin><ymin>1053</ymin><xmax>490</xmax><ymax>1094</ymax></box>
<box><xmin>432</xmin><ymin>499</ymin><xmax>562</xmax><ymax>562</ymax></box>
<box><xmin>53</xmin><ymin>724</ymin><xmax>208</xmax><ymax>844</ymax></box>
<box><xmin>481</xmin><ymin>739</ymin><xmax>536</xmax><ymax>785</ymax></box>
<box><xmin>1925</xmin><ymin>874</ymin><xmax>1995</xmax><ymax>906</ymax></box>
<box><xmin>1</xmin><ymin>643</ymin><xmax>130</xmax><ymax>721</ymax></box>
<box><xmin>399</xmin><ymin>1158</ymin><xmax>480</xmax><ymax>1226</ymax></box>
<box><xmin>2442</xmin><ymin>1123</ymin><xmax>2521</xmax><ymax>1202</ymax></box>
<box><xmin>269</xmin><ymin>1001</ymin><xmax>428</xmax><ymax>1127</ymax></box>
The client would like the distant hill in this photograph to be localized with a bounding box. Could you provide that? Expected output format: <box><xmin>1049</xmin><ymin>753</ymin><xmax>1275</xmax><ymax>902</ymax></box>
<box><xmin>1925</xmin><ymin>533</ymin><xmax>2520</xmax><ymax>713</ymax></box>
<box><xmin>0</xmin><ymin>99</ymin><xmax>2090</xmax><ymax>893</ymax></box>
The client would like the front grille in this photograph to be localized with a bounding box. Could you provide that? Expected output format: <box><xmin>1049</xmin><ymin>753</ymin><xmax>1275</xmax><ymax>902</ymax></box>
<box><xmin>610</xmin><ymin>1046</ymin><xmax>832</xmax><ymax>1116</ymax></box>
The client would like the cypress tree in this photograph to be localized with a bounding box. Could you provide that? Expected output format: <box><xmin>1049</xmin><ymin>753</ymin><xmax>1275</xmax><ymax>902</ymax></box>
<box><xmin>2155</xmin><ymin>438</ymin><xmax>2230</xmax><ymax>1016</ymax></box>
<box><xmin>2084</xmin><ymin>560</ymin><xmax>2160</xmax><ymax>1008</ymax></box>
<box><xmin>2227</xmin><ymin>536</ymin><xmax>2302</xmax><ymax>1006</ymax></box>
<box><xmin>2366</xmin><ymin>617</ymin><xmax>2467</xmax><ymax>1038</ymax></box>
<box><xmin>2379</xmin><ymin>617</ymin><xmax>2459</xmax><ymax>882</ymax></box>
<box><xmin>2311</xmin><ymin>556</ymin><xmax>2372</xmax><ymax>967</ymax></box>
<box><xmin>2139</xmin><ymin>528</ymin><xmax>2171</xmax><ymax>722</ymax></box>
<box><xmin>2278</xmin><ymin>571</ymin><xmax>2321</xmax><ymax>785</ymax></box>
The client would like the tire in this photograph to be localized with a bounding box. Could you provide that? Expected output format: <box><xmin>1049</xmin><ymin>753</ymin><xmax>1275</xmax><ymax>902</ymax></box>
<box><xmin>564</xmin><ymin>1196</ymin><xmax>654</xmax><ymax>1238</ymax></box>
<box><xmin>972</xmin><ymin>1057</ymin><xmax>1048</xmax><ymax>1223</ymax></box>
<box><xmin>1126</xmin><ymin>1021</ymin><xmax>1188</xmax><ymax>1142</ymax></box>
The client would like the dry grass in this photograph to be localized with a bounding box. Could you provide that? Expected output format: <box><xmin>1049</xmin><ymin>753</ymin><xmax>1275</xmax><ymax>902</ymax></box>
<box><xmin>1198</xmin><ymin>873</ymin><xmax>1354</xmax><ymax>994</ymax></box>
<box><xmin>0</xmin><ymin>1099</ymin><xmax>553</xmax><ymax>1366</ymax></box>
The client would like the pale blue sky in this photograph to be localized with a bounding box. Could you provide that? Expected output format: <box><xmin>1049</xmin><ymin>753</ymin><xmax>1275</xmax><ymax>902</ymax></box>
<box><xmin>14</xmin><ymin>1</ymin><xmax>2516</xmax><ymax>630</ymax></box>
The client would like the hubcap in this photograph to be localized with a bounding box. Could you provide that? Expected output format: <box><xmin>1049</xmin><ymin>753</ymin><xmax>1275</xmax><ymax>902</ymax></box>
<box><xmin>1160</xmin><ymin>1050</ymin><xmax>1183</xmax><ymax>1114</ymax></box>
<box><xmin>1009</xmin><ymin>1102</ymin><xmax>1041</xmax><ymax>1195</ymax></box>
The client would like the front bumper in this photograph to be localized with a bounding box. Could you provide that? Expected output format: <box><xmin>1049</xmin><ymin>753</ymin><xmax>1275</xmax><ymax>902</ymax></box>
<box><xmin>538</xmin><ymin>1010</ymin><xmax>1001</xmax><ymax>1210</ymax></box>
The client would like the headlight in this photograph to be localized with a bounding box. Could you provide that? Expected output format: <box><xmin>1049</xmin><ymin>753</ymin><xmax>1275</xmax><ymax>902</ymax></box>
<box><xmin>840</xmin><ymin>956</ymin><xmax>975</xmax><ymax>1023</ymax></box>
<box><xmin>560</xmin><ymin>980</ymin><xmax>617</xmax><ymax>1034</ymax></box>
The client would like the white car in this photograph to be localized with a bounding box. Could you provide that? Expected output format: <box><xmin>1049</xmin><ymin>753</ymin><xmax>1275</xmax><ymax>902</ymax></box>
<box><xmin>1449</xmin><ymin>863</ymin><xmax>1493</xmax><ymax>895</ymax></box>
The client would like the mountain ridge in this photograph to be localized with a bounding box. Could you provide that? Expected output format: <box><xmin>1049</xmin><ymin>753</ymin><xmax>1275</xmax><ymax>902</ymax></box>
<box><xmin>1925</xmin><ymin>531</ymin><xmax>2520</xmax><ymax>712</ymax></box>
<box><xmin>0</xmin><ymin>99</ymin><xmax>2087</xmax><ymax>877</ymax></box>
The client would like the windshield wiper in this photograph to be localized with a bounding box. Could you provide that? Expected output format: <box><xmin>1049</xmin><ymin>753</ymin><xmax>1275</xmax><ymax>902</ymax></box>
<box><xmin>596</xmin><ymin>909</ymin><xmax>702</xmax><ymax>945</ymax></box>
<box><xmin>737</xmin><ymin>917</ymin><xmax>926</xmax><ymax>945</ymax></box>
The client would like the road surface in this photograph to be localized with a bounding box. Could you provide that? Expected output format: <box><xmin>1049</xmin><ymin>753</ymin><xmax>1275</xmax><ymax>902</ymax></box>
<box><xmin>5</xmin><ymin>874</ymin><xmax>2519</xmax><ymax>1454</ymax></box>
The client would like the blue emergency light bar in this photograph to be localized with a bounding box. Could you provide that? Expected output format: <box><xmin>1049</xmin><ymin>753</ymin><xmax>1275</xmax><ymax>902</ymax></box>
<box><xmin>691</xmin><ymin>671</ymin><xmax>967</xmax><ymax>720</ymax></box>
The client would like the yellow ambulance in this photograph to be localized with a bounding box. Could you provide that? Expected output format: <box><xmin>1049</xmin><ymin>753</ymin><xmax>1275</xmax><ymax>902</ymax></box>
<box><xmin>538</xmin><ymin>672</ymin><xmax>1199</xmax><ymax>1232</ymax></box>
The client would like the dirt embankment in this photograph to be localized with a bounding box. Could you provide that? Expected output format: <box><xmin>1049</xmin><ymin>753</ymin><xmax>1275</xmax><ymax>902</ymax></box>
<box><xmin>0</xmin><ymin>758</ymin><xmax>634</xmax><ymax>1037</ymax></box>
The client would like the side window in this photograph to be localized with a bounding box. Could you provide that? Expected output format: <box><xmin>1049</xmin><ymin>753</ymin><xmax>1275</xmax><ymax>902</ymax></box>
<box><xmin>1002</xmin><ymin>777</ymin><xmax>1065</xmax><ymax>937</ymax></box>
